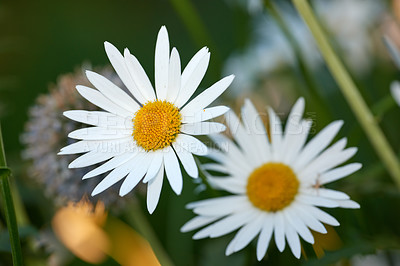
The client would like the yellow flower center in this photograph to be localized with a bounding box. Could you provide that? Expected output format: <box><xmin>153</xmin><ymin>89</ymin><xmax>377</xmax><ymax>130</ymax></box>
<box><xmin>132</xmin><ymin>100</ymin><xmax>181</xmax><ymax>151</ymax></box>
<box><xmin>246</xmin><ymin>162</ymin><xmax>299</xmax><ymax>212</ymax></box>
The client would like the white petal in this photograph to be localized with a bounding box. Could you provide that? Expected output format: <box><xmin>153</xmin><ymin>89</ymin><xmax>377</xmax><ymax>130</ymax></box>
<box><xmin>91</xmin><ymin>156</ymin><xmax>139</xmax><ymax>196</ymax></box>
<box><xmin>256</xmin><ymin>215</ymin><xmax>273</xmax><ymax>261</ymax></box>
<box><xmin>282</xmin><ymin>120</ymin><xmax>312</xmax><ymax>165</ymax></box>
<box><xmin>143</xmin><ymin>151</ymin><xmax>163</xmax><ymax>183</ymax></box>
<box><xmin>85</xmin><ymin>70</ymin><xmax>140</xmax><ymax>113</ymax></box>
<box><xmin>147</xmin><ymin>162</ymin><xmax>164</xmax><ymax>214</ymax></box>
<box><xmin>83</xmin><ymin>152</ymin><xmax>137</xmax><ymax>179</ymax></box>
<box><xmin>193</xmin><ymin>197</ymin><xmax>249</xmax><ymax>216</ymax></box>
<box><xmin>204</xmin><ymin>148</ymin><xmax>226</xmax><ymax>163</ymax></box>
<box><xmin>155</xmin><ymin>26</ymin><xmax>169</xmax><ymax>100</ymax></box>
<box><xmin>273</xmin><ymin>213</ymin><xmax>286</xmax><ymax>252</ymax></box>
<box><xmin>63</xmin><ymin>111</ymin><xmax>132</xmax><ymax>129</ymax></box>
<box><xmin>292</xmin><ymin>204</ymin><xmax>327</xmax><ymax>234</ymax></box>
<box><xmin>284</xmin><ymin>208</ymin><xmax>314</xmax><ymax>244</ymax></box>
<box><xmin>174</xmin><ymin>134</ymin><xmax>207</xmax><ymax>156</ymax></box>
<box><xmin>282</xmin><ymin>98</ymin><xmax>305</xmax><ymax>149</ymax></box>
<box><xmin>119</xmin><ymin>152</ymin><xmax>152</xmax><ymax>196</ymax></box>
<box><xmin>304</xmin><ymin>188</ymin><xmax>350</xmax><ymax>200</ymax></box>
<box><xmin>293</xmin><ymin>120</ymin><xmax>344</xmax><ymax>171</ymax></box>
<box><xmin>193</xmin><ymin>209</ymin><xmax>258</xmax><ymax>239</ymax></box>
<box><xmin>186</xmin><ymin>195</ymin><xmax>247</xmax><ymax>209</ymax></box>
<box><xmin>76</xmin><ymin>85</ymin><xmax>132</xmax><ymax>117</ymax></box>
<box><xmin>241</xmin><ymin>99</ymin><xmax>271</xmax><ymax>162</ymax></box>
<box><xmin>166</xmin><ymin>47</ymin><xmax>181</xmax><ymax>103</ymax></box>
<box><xmin>172</xmin><ymin>142</ymin><xmax>198</xmax><ymax>178</ymax></box>
<box><xmin>201</xmin><ymin>163</ymin><xmax>229</xmax><ymax>174</ymax></box>
<box><xmin>268</xmin><ymin>107</ymin><xmax>283</xmax><ymax>161</ymax></box>
<box><xmin>104</xmin><ymin>41</ymin><xmax>147</xmax><ymax>104</ymax></box>
<box><xmin>336</xmin><ymin>199</ymin><xmax>360</xmax><ymax>209</ymax></box>
<box><xmin>306</xmin><ymin>148</ymin><xmax>358</xmax><ymax>182</ymax></box>
<box><xmin>175</xmin><ymin>50</ymin><xmax>210</xmax><ymax>108</ymax></box>
<box><xmin>208</xmin><ymin>134</ymin><xmax>252</xmax><ymax>173</ymax></box>
<box><xmin>181</xmin><ymin>122</ymin><xmax>226</xmax><ymax>135</ymax></box>
<box><xmin>164</xmin><ymin>146</ymin><xmax>183</xmax><ymax>195</ymax></box>
<box><xmin>299</xmin><ymin>139</ymin><xmax>357</xmax><ymax>181</ymax></box>
<box><xmin>123</xmin><ymin>48</ymin><xmax>156</xmax><ymax>101</ymax></box>
<box><xmin>319</xmin><ymin>163</ymin><xmax>362</xmax><ymax>185</ymax></box>
<box><xmin>60</xmin><ymin>137</ymin><xmax>132</xmax><ymax>156</ymax></box>
<box><xmin>181</xmin><ymin>105</ymin><xmax>229</xmax><ymax>124</ymax></box>
<box><xmin>181</xmin><ymin>47</ymin><xmax>208</xmax><ymax>91</ymax></box>
<box><xmin>296</xmin><ymin>194</ymin><xmax>339</xmax><ymax>208</ymax></box>
<box><xmin>225</xmin><ymin>231</ymin><xmax>246</xmax><ymax>256</ymax></box>
<box><xmin>224</xmin><ymin>111</ymin><xmax>260</xmax><ymax>167</ymax></box>
<box><xmin>285</xmin><ymin>221</ymin><xmax>301</xmax><ymax>259</ymax></box>
<box><xmin>303</xmin><ymin>205</ymin><xmax>340</xmax><ymax>226</ymax></box>
<box><xmin>228</xmin><ymin>213</ymin><xmax>265</xmax><ymax>254</ymax></box>
<box><xmin>181</xmin><ymin>75</ymin><xmax>234</xmax><ymax>114</ymax></box>
<box><xmin>68</xmin><ymin>150</ymin><xmax>117</xmax><ymax>168</ymax></box>
<box><xmin>181</xmin><ymin>216</ymin><xmax>220</xmax><ymax>233</ymax></box>
<box><xmin>207</xmin><ymin>176</ymin><xmax>246</xmax><ymax>194</ymax></box>
<box><xmin>59</xmin><ymin>140</ymin><xmax>105</xmax><ymax>155</ymax></box>
<box><xmin>68</xmin><ymin>127</ymin><xmax>131</xmax><ymax>140</ymax></box>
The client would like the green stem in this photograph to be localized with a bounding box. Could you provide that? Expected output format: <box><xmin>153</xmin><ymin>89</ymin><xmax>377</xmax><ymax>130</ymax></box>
<box><xmin>264</xmin><ymin>1</ymin><xmax>315</xmax><ymax>94</ymax></box>
<box><xmin>126</xmin><ymin>203</ymin><xmax>174</xmax><ymax>266</ymax></box>
<box><xmin>0</xmin><ymin>125</ymin><xmax>5</xmax><ymax>167</ymax></box>
<box><xmin>264</xmin><ymin>0</ymin><xmax>331</xmax><ymax>121</ymax></box>
<box><xmin>10</xmin><ymin>183</ymin><xmax>28</xmax><ymax>226</ymax></box>
<box><xmin>292</xmin><ymin>0</ymin><xmax>400</xmax><ymax>188</ymax></box>
<box><xmin>0</xmin><ymin>123</ymin><xmax>23</xmax><ymax>265</ymax></box>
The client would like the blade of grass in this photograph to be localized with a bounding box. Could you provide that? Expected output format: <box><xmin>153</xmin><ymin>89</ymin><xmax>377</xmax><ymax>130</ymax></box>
<box><xmin>0</xmin><ymin>123</ymin><xmax>23</xmax><ymax>265</ymax></box>
<box><xmin>264</xmin><ymin>1</ymin><xmax>327</xmax><ymax>113</ymax></box>
<box><xmin>292</xmin><ymin>0</ymin><xmax>400</xmax><ymax>188</ymax></box>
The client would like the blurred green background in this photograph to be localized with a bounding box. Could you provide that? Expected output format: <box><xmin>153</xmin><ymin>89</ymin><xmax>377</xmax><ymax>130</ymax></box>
<box><xmin>1</xmin><ymin>0</ymin><xmax>242</xmax><ymax>151</ymax></box>
<box><xmin>2</xmin><ymin>0</ymin><xmax>400</xmax><ymax>265</ymax></box>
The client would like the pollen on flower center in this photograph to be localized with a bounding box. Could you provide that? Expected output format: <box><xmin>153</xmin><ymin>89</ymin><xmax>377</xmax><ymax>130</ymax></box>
<box><xmin>246</xmin><ymin>162</ymin><xmax>299</xmax><ymax>212</ymax></box>
<box><xmin>133</xmin><ymin>100</ymin><xmax>181</xmax><ymax>151</ymax></box>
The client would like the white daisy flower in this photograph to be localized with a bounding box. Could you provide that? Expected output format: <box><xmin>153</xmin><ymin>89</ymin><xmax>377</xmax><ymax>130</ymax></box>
<box><xmin>181</xmin><ymin>98</ymin><xmax>361</xmax><ymax>259</ymax></box>
<box><xmin>59</xmin><ymin>26</ymin><xmax>234</xmax><ymax>214</ymax></box>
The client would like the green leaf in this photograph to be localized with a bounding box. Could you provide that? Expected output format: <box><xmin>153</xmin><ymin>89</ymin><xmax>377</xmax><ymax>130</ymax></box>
<box><xmin>0</xmin><ymin>168</ymin><xmax>11</xmax><ymax>179</ymax></box>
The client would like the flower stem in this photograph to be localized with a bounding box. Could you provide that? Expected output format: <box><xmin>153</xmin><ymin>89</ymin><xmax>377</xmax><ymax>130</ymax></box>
<box><xmin>126</xmin><ymin>203</ymin><xmax>175</xmax><ymax>266</ymax></box>
<box><xmin>0</xmin><ymin>125</ymin><xmax>5</xmax><ymax>167</ymax></box>
<box><xmin>264</xmin><ymin>2</ymin><xmax>318</xmax><ymax>98</ymax></box>
<box><xmin>0</xmin><ymin>123</ymin><xmax>23</xmax><ymax>265</ymax></box>
<box><xmin>292</xmin><ymin>0</ymin><xmax>400</xmax><ymax>188</ymax></box>
<box><xmin>264</xmin><ymin>0</ymin><xmax>332</xmax><ymax>123</ymax></box>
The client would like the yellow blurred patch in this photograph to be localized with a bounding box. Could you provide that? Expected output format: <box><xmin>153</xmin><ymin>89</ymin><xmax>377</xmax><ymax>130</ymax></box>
<box><xmin>105</xmin><ymin>217</ymin><xmax>160</xmax><ymax>266</ymax></box>
<box><xmin>312</xmin><ymin>225</ymin><xmax>343</xmax><ymax>258</ymax></box>
<box><xmin>52</xmin><ymin>198</ymin><xmax>160</xmax><ymax>265</ymax></box>
<box><xmin>52</xmin><ymin>199</ymin><xmax>109</xmax><ymax>264</ymax></box>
